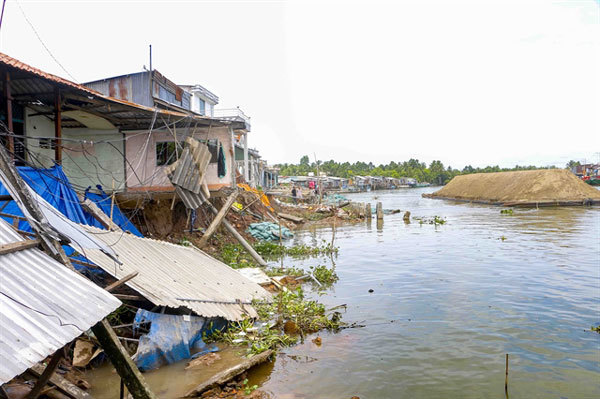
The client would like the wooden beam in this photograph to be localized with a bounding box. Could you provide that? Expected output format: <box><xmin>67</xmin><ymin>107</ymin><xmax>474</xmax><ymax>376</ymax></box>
<box><xmin>25</xmin><ymin>350</ymin><xmax>63</xmax><ymax>399</ymax></box>
<box><xmin>0</xmin><ymin>144</ymin><xmax>74</xmax><ymax>269</ymax></box>
<box><xmin>28</xmin><ymin>362</ymin><xmax>91</xmax><ymax>399</ymax></box>
<box><xmin>112</xmin><ymin>294</ymin><xmax>145</xmax><ymax>301</ymax></box>
<box><xmin>67</xmin><ymin>257</ymin><xmax>99</xmax><ymax>269</ymax></box>
<box><xmin>198</xmin><ymin>190</ymin><xmax>238</xmax><ymax>247</ymax></box>
<box><xmin>4</xmin><ymin>70</ymin><xmax>14</xmax><ymax>155</ymax></box>
<box><xmin>105</xmin><ymin>272</ymin><xmax>139</xmax><ymax>292</ymax></box>
<box><xmin>91</xmin><ymin>319</ymin><xmax>156</xmax><ymax>399</ymax></box>
<box><xmin>0</xmin><ymin>194</ymin><xmax>13</xmax><ymax>201</ymax></box>
<box><xmin>277</xmin><ymin>212</ymin><xmax>304</xmax><ymax>223</ymax></box>
<box><xmin>184</xmin><ymin>350</ymin><xmax>273</xmax><ymax>397</ymax></box>
<box><xmin>199</xmin><ymin>191</ymin><xmax>267</xmax><ymax>266</ymax></box>
<box><xmin>54</xmin><ymin>88</ymin><xmax>62</xmax><ymax>164</ymax></box>
<box><xmin>78</xmin><ymin>195</ymin><xmax>121</xmax><ymax>231</ymax></box>
<box><xmin>0</xmin><ymin>239</ymin><xmax>41</xmax><ymax>255</ymax></box>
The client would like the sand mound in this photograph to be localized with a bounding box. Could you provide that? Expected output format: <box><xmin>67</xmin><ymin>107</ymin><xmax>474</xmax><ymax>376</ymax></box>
<box><xmin>426</xmin><ymin>169</ymin><xmax>600</xmax><ymax>205</ymax></box>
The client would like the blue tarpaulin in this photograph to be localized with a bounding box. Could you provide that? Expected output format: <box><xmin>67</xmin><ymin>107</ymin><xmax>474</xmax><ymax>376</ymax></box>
<box><xmin>0</xmin><ymin>165</ymin><xmax>140</xmax><ymax>236</ymax></box>
<box><xmin>84</xmin><ymin>186</ymin><xmax>142</xmax><ymax>237</ymax></box>
<box><xmin>133</xmin><ymin>309</ymin><xmax>224</xmax><ymax>371</ymax></box>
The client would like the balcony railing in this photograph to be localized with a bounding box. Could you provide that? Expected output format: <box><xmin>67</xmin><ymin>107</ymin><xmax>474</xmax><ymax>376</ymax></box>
<box><xmin>214</xmin><ymin>107</ymin><xmax>251</xmax><ymax>130</ymax></box>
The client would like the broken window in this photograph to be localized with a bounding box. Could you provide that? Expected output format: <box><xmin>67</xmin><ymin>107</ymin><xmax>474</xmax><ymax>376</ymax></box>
<box><xmin>156</xmin><ymin>142</ymin><xmax>178</xmax><ymax>166</ymax></box>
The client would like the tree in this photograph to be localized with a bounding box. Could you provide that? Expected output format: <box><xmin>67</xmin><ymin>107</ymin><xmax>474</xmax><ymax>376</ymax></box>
<box><xmin>566</xmin><ymin>160</ymin><xmax>581</xmax><ymax>169</ymax></box>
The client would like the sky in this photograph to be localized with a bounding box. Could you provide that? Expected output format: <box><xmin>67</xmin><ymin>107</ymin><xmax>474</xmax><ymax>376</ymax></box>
<box><xmin>0</xmin><ymin>0</ymin><xmax>598</xmax><ymax>169</ymax></box>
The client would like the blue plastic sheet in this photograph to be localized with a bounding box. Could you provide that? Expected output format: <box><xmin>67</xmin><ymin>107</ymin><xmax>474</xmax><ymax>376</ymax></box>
<box><xmin>84</xmin><ymin>186</ymin><xmax>142</xmax><ymax>236</ymax></box>
<box><xmin>133</xmin><ymin>309</ymin><xmax>225</xmax><ymax>371</ymax></box>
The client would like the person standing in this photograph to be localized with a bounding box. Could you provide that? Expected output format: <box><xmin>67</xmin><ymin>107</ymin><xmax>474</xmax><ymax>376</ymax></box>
<box><xmin>291</xmin><ymin>186</ymin><xmax>297</xmax><ymax>204</ymax></box>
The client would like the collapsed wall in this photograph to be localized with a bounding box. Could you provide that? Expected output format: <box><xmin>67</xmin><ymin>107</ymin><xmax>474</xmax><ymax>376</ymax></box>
<box><xmin>424</xmin><ymin>169</ymin><xmax>600</xmax><ymax>206</ymax></box>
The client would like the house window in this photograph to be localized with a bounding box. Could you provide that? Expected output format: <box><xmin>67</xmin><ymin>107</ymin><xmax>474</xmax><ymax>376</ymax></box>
<box><xmin>198</xmin><ymin>98</ymin><xmax>205</xmax><ymax>115</ymax></box>
<box><xmin>156</xmin><ymin>142</ymin><xmax>178</xmax><ymax>166</ymax></box>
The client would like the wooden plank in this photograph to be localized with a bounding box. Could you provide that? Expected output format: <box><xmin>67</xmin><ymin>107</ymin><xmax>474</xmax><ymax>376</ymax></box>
<box><xmin>91</xmin><ymin>319</ymin><xmax>156</xmax><ymax>399</ymax></box>
<box><xmin>26</xmin><ymin>351</ymin><xmax>62</xmax><ymax>399</ymax></box>
<box><xmin>277</xmin><ymin>212</ymin><xmax>304</xmax><ymax>223</ymax></box>
<box><xmin>184</xmin><ymin>350</ymin><xmax>273</xmax><ymax>397</ymax></box>
<box><xmin>105</xmin><ymin>272</ymin><xmax>139</xmax><ymax>292</ymax></box>
<box><xmin>198</xmin><ymin>190</ymin><xmax>238</xmax><ymax>247</ymax></box>
<box><xmin>28</xmin><ymin>362</ymin><xmax>92</xmax><ymax>399</ymax></box>
<box><xmin>78</xmin><ymin>195</ymin><xmax>121</xmax><ymax>231</ymax></box>
<box><xmin>0</xmin><ymin>239</ymin><xmax>41</xmax><ymax>255</ymax></box>
<box><xmin>112</xmin><ymin>294</ymin><xmax>145</xmax><ymax>301</ymax></box>
<box><xmin>199</xmin><ymin>192</ymin><xmax>267</xmax><ymax>266</ymax></box>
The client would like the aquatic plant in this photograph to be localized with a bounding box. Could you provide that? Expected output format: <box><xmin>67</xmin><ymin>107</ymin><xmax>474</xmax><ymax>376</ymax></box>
<box><xmin>591</xmin><ymin>325</ymin><xmax>600</xmax><ymax>333</ymax></box>
<box><xmin>256</xmin><ymin>287</ymin><xmax>344</xmax><ymax>334</ymax></box>
<box><xmin>500</xmin><ymin>209</ymin><xmax>514</xmax><ymax>215</ymax></box>
<box><xmin>265</xmin><ymin>266</ymin><xmax>305</xmax><ymax>278</ymax></box>
<box><xmin>242</xmin><ymin>379</ymin><xmax>258</xmax><ymax>395</ymax></box>
<box><xmin>414</xmin><ymin>216</ymin><xmax>447</xmax><ymax>225</ymax></box>
<box><xmin>254</xmin><ymin>240</ymin><xmax>338</xmax><ymax>257</ymax></box>
<box><xmin>310</xmin><ymin>265</ymin><xmax>339</xmax><ymax>285</ymax></box>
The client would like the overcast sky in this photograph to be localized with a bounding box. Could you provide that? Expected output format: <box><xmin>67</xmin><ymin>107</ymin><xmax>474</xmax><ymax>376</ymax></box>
<box><xmin>1</xmin><ymin>0</ymin><xmax>598</xmax><ymax>169</ymax></box>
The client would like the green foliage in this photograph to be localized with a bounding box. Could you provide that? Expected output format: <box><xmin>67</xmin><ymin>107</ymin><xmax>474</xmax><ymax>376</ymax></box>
<box><xmin>204</xmin><ymin>318</ymin><xmax>297</xmax><ymax>357</ymax></box>
<box><xmin>276</xmin><ymin>158</ymin><xmax>556</xmax><ymax>185</ymax></box>
<box><xmin>242</xmin><ymin>379</ymin><xmax>258</xmax><ymax>395</ymax></box>
<box><xmin>265</xmin><ymin>267</ymin><xmax>305</xmax><ymax>277</ymax></box>
<box><xmin>179</xmin><ymin>237</ymin><xmax>192</xmax><ymax>247</ymax></box>
<box><xmin>256</xmin><ymin>288</ymin><xmax>343</xmax><ymax>334</ymax></box>
<box><xmin>591</xmin><ymin>325</ymin><xmax>600</xmax><ymax>333</ymax></box>
<box><xmin>310</xmin><ymin>265</ymin><xmax>339</xmax><ymax>285</ymax></box>
<box><xmin>414</xmin><ymin>215</ymin><xmax>446</xmax><ymax>225</ymax></box>
<box><xmin>500</xmin><ymin>209</ymin><xmax>514</xmax><ymax>215</ymax></box>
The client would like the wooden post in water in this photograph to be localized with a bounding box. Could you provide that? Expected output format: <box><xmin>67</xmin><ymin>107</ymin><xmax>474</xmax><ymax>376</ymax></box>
<box><xmin>365</xmin><ymin>203</ymin><xmax>372</xmax><ymax>220</ymax></box>
<box><xmin>376</xmin><ymin>202</ymin><xmax>383</xmax><ymax>220</ymax></box>
<box><xmin>505</xmin><ymin>353</ymin><xmax>509</xmax><ymax>393</ymax></box>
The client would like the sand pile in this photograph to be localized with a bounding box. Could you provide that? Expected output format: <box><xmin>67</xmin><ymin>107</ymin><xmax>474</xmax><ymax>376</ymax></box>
<box><xmin>426</xmin><ymin>169</ymin><xmax>600</xmax><ymax>205</ymax></box>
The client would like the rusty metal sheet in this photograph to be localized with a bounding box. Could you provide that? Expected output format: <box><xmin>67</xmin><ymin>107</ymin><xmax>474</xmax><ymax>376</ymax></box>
<box><xmin>78</xmin><ymin>226</ymin><xmax>271</xmax><ymax>321</ymax></box>
<box><xmin>0</xmin><ymin>219</ymin><xmax>121</xmax><ymax>384</ymax></box>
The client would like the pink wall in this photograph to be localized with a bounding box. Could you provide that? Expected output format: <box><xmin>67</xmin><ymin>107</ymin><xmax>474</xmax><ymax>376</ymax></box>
<box><xmin>125</xmin><ymin>126</ymin><xmax>236</xmax><ymax>191</ymax></box>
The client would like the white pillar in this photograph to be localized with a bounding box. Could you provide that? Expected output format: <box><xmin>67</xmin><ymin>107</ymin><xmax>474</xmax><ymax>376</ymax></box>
<box><xmin>229</xmin><ymin>127</ymin><xmax>236</xmax><ymax>187</ymax></box>
<box><xmin>243</xmin><ymin>132</ymin><xmax>249</xmax><ymax>183</ymax></box>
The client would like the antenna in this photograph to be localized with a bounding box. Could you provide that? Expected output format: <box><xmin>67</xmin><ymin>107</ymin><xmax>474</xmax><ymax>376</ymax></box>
<box><xmin>149</xmin><ymin>44</ymin><xmax>152</xmax><ymax>72</ymax></box>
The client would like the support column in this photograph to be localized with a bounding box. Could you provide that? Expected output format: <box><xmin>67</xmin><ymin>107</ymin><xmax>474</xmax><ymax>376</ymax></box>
<box><xmin>3</xmin><ymin>70</ymin><xmax>14</xmax><ymax>155</ymax></box>
<box><xmin>243</xmin><ymin>132</ymin><xmax>249</xmax><ymax>184</ymax></box>
<box><xmin>229</xmin><ymin>127</ymin><xmax>236</xmax><ymax>187</ymax></box>
<box><xmin>54</xmin><ymin>89</ymin><xmax>62</xmax><ymax>164</ymax></box>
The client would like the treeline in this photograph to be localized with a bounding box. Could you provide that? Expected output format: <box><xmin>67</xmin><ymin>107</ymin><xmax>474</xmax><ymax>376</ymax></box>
<box><xmin>276</xmin><ymin>156</ymin><xmax>557</xmax><ymax>185</ymax></box>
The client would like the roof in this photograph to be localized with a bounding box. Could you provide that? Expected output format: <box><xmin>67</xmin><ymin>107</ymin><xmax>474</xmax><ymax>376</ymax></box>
<box><xmin>0</xmin><ymin>52</ymin><xmax>235</xmax><ymax>131</ymax></box>
<box><xmin>0</xmin><ymin>218</ymin><xmax>121</xmax><ymax>384</ymax></box>
<box><xmin>180</xmin><ymin>84</ymin><xmax>220</xmax><ymax>105</ymax></box>
<box><xmin>78</xmin><ymin>226</ymin><xmax>271</xmax><ymax>321</ymax></box>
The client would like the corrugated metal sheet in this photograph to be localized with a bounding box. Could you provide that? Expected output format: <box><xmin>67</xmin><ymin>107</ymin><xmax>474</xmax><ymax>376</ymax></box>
<box><xmin>0</xmin><ymin>219</ymin><xmax>121</xmax><ymax>385</ymax></box>
<box><xmin>79</xmin><ymin>226</ymin><xmax>271</xmax><ymax>321</ymax></box>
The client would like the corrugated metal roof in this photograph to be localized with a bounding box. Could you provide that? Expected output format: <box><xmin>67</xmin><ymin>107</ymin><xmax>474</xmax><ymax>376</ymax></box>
<box><xmin>78</xmin><ymin>227</ymin><xmax>271</xmax><ymax>321</ymax></box>
<box><xmin>0</xmin><ymin>219</ymin><xmax>121</xmax><ymax>385</ymax></box>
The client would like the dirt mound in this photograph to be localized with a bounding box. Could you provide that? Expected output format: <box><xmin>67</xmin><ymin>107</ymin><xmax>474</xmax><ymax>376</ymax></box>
<box><xmin>427</xmin><ymin>169</ymin><xmax>600</xmax><ymax>205</ymax></box>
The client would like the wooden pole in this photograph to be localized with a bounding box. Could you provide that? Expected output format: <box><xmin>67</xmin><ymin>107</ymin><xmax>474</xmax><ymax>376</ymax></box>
<box><xmin>0</xmin><ymin>144</ymin><xmax>73</xmax><ymax>268</ymax></box>
<box><xmin>505</xmin><ymin>353</ymin><xmax>509</xmax><ymax>393</ymax></box>
<box><xmin>198</xmin><ymin>190</ymin><xmax>238</xmax><ymax>247</ymax></box>
<box><xmin>25</xmin><ymin>350</ymin><xmax>63</xmax><ymax>399</ymax></box>
<box><xmin>91</xmin><ymin>319</ymin><xmax>156</xmax><ymax>399</ymax></box>
<box><xmin>105</xmin><ymin>272</ymin><xmax>139</xmax><ymax>292</ymax></box>
<box><xmin>54</xmin><ymin>88</ymin><xmax>62</xmax><ymax>164</ymax></box>
<box><xmin>199</xmin><ymin>192</ymin><xmax>267</xmax><ymax>266</ymax></box>
<box><xmin>376</xmin><ymin>202</ymin><xmax>383</xmax><ymax>220</ymax></box>
<box><xmin>3</xmin><ymin>70</ymin><xmax>14</xmax><ymax>156</ymax></box>
<box><xmin>365</xmin><ymin>203</ymin><xmax>372</xmax><ymax>219</ymax></box>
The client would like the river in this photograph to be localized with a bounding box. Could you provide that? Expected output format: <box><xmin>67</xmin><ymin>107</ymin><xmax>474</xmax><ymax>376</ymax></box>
<box><xmin>250</xmin><ymin>187</ymin><xmax>600</xmax><ymax>398</ymax></box>
<box><xmin>87</xmin><ymin>187</ymin><xmax>600</xmax><ymax>398</ymax></box>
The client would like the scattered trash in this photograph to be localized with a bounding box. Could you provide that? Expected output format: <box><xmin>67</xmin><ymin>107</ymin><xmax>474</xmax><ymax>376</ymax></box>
<box><xmin>312</xmin><ymin>337</ymin><xmax>322</xmax><ymax>346</ymax></box>
<box><xmin>368</xmin><ymin>289</ymin><xmax>374</xmax><ymax>293</ymax></box>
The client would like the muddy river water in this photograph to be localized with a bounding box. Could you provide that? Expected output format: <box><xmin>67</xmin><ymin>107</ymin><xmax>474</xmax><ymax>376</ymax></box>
<box><xmin>88</xmin><ymin>188</ymin><xmax>600</xmax><ymax>398</ymax></box>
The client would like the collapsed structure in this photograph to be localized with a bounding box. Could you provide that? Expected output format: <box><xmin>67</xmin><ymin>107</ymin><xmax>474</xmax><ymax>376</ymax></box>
<box><xmin>424</xmin><ymin>169</ymin><xmax>600</xmax><ymax>206</ymax></box>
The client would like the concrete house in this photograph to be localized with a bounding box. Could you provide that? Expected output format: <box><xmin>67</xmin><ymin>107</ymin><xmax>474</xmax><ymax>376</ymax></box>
<box><xmin>84</xmin><ymin>70</ymin><xmax>251</xmax><ymax>193</ymax></box>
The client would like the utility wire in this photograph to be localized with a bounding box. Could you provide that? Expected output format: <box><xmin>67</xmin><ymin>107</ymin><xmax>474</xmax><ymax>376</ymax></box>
<box><xmin>14</xmin><ymin>0</ymin><xmax>78</xmax><ymax>82</ymax></box>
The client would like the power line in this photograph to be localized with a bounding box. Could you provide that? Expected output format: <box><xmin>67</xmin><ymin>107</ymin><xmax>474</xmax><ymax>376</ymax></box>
<box><xmin>14</xmin><ymin>0</ymin><xmax>78</xmax><ymax>82</ymax></box>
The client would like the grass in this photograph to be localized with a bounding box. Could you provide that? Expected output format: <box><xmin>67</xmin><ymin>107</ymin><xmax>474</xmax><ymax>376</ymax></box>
<box><xmin>217</xmin><ymin>241</ymin><xmax>339</xmax><ymax>269</ymax></box>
